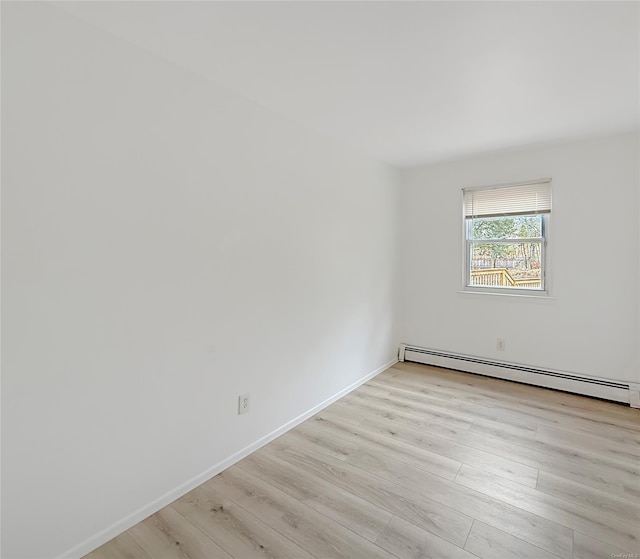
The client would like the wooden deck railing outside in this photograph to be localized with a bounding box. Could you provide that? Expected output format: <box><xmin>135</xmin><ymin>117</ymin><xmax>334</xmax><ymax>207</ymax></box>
<box><xmin>471</xmin><ymin>268</ymin><xmax>541</xmax><ymax>289</ymax></box>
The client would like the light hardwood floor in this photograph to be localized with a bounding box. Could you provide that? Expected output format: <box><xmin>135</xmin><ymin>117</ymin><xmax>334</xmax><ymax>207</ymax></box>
<box><xmin>85</xmin><ymin>362</ymin><xmax>640</xmax><ymax>559</ymax></box>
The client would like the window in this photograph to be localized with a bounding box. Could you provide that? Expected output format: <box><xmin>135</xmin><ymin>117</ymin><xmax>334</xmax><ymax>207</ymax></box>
<box><xmin>463</xmin><ymin>179</ymin><xmax>551</xmax><ymax>293</ymax></box>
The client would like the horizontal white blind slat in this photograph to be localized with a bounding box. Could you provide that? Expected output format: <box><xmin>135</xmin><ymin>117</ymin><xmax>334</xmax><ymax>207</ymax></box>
<box><xmin>463</xmin><ymin>181</ymin><xmax>551</xmax><ymax>218</ymax></box>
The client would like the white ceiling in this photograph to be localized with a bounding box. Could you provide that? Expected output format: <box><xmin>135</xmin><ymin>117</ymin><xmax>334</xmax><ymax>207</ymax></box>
<box><xmin>56</xmin><ymin>1</ymin><xmax>639</xmax><ymax>167</ymax></box>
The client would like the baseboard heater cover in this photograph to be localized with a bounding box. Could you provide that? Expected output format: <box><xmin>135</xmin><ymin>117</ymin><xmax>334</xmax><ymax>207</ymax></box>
<box><xmin>399</xmin><ymin>344</ymin><xmax>640</xmax><ymax>408</ymax></box>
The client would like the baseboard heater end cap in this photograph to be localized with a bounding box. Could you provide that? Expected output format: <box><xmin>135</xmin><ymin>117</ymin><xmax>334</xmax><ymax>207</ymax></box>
<box><xmin>398</xmin><ymin>344</ymin><xmax>407</xmax><ymax>362</ymax></box>
<box><xmin>629</xmin><ymin>383</ymin><xmax>640</xmax><ymax>409</ymax></box>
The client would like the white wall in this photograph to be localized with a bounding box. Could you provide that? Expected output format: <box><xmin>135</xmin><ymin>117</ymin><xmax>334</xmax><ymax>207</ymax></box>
<box><xmin>398</xmin><ymin>132</ymin><xmax>639</xmax><ymax>384</ymax></box>
<box><xmin>1</xmin><ymin>4</ymin><xmax>398</xmax><ymax>558</ymax></box>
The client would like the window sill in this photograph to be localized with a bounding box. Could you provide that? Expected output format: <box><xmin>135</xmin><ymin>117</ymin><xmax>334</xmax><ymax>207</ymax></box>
<box><xmin>457</xmin><ymin>289</ymin><xmax>556</xmax><ymax>300</ymax></box>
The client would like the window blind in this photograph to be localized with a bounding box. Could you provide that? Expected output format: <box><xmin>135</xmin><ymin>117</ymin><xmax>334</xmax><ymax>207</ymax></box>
<box><xmin>463</xmin><ymin>179</ymin><xmax>551</xmax><ymax>218</ymax></box>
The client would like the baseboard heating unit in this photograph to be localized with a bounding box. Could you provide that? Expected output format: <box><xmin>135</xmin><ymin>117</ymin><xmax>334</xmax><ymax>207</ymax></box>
<box><xmin>399</xmin><ymin>344</ymin><xmax>640</xmax><ymax>408</ymax></box>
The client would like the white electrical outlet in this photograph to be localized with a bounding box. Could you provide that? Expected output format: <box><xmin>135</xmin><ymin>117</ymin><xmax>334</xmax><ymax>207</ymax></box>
<box><xmin>238</xmin><ymin>393</ymin><xmax>250</xmax><ymax>415</ymax></box>
<box><xmin>496</xmin><ymin>338</ymin><xmax>506</xmax><ymax>351</ymax></box>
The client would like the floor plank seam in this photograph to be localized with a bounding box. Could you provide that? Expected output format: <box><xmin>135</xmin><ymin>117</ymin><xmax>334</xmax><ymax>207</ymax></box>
<box><xmin>462</xmin><ymin>518</ymin><xmax>475</xmax><ymax>550</ymax></box>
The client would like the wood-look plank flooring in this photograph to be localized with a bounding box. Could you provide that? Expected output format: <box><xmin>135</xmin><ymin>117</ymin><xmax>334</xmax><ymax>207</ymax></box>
<box><xmin>85</xmin><ymin>362</ymin><xmax>640</xmax><ymax>559</ymax></box>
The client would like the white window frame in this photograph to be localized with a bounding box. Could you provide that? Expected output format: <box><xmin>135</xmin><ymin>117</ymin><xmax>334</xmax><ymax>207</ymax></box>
<box><xmin>462</xmin><ymin>178</ymin><xmax>551</xmax><ymax>297</ymax></box>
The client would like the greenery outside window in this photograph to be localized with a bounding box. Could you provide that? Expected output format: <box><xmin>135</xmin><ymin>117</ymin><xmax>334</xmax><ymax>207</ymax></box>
<box><xmin>463</xmin><ymin>179</ymin><xmax>551</xmax><ymax>293</ymax></box>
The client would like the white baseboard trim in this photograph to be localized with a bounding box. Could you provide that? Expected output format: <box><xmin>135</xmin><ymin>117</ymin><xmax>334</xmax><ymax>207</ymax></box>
<box><xmin>59</xmin><ymin>357</ymin><xmax>397</xmax><ymax>559</ymax></box>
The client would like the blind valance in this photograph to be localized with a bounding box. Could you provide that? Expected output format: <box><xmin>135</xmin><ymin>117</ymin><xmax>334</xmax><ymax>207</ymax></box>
<box><xmin>463</xmin><ymin>179</ymin><xmax>551</xmax><ymax>218</ymax></box>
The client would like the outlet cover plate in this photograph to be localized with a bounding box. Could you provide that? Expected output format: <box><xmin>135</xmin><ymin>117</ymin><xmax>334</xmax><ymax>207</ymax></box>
<box><xmin>238</xmin><ymin>393</ymin><xmax>250</xmax><ymax>415</ymax></box>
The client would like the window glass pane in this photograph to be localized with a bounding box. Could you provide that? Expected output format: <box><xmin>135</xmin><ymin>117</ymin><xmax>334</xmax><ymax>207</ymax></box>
<box><xmin>470</xmin><ymin>242</ymin><xmax>542</xmax><ymax>289</ymax></box>
<box><xmin>469</xmin><ymin>215</ymin><xmax>542</xmax><ymax>240</ymax></box>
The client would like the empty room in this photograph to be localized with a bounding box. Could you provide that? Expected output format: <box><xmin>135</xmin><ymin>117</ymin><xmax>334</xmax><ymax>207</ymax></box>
<box><xmin>2</xmin><ymin>1</ymin><xmax>639</xmax><ymax>558</ymax></box>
